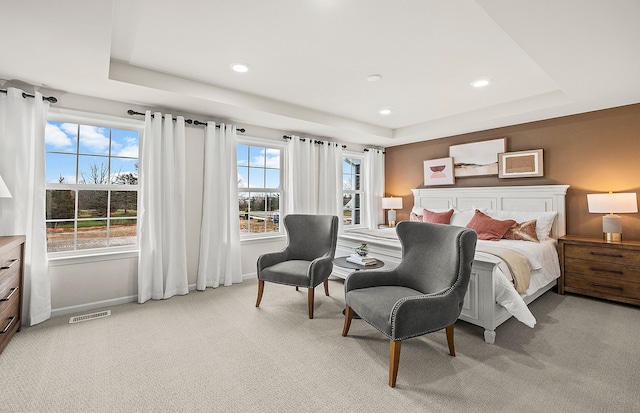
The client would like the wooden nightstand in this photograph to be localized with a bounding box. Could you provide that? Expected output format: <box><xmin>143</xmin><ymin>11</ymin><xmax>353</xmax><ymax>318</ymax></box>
<box><xmin>558</xmin><ymin>235</ymin><xmax>640</xmax><ymax>306</ymax></box>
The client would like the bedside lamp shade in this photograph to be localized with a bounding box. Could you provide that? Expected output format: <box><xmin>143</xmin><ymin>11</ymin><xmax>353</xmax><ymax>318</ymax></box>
<box><xmin>0</xmin><ymin>174</ymin><xmax>12</xmax><ymax>198</ymax></box>
<box><xmin>382</xmin><ymin>197</ymin><xmax>403</xmax><ymax>227</ymax></box>
<box><xmin>587</xmin><ymin>192</ymin><xmax>638</xmax><ymax>242</ymax></box>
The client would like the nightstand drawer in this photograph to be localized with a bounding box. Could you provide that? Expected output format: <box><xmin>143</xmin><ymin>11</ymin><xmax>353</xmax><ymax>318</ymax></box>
<box><xmin>564</xmin><ymin>257</ymin><xmax>640</xmax><ymax>283</ymax></box>
<box><xmin>565</xmin><ymin>273</ymin><xmax>640</xmax><ymax>301</ymax></box>
<box><xmin>564</xmin><ymin>243</ymin><xmax>640</xmax><ymax>266</ymax></box>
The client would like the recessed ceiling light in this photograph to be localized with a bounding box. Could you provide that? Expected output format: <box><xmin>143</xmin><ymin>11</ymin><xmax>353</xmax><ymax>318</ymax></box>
<box><xmin>471</xmin><ymin>78</ymin><xmax>491</xmax><ymax>88</ymax></box>
<box><xmin>367</xmin><ymin>74</ymin><xmax>382</xmax><ymax>82</ymax></box>
<box><xmin>230</xmin><ymin>63</ymin><xmax>250</xmax><ymax>73</ymax></box>
<box><xmin>379</xmin><ymin>108</ymin><xmax>392</xmax><ymax>115</ymax></box>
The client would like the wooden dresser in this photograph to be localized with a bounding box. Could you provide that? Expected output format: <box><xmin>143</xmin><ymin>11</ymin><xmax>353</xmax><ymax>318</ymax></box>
<box><xmin>558</xmin><ymin>235</ymin><xmax>640</xmax><ymax>306</ymax></box>
<box><xmin>0</xmin><ymin>235</ymin><xmax>25</xmax><ymax>355</ymax></box>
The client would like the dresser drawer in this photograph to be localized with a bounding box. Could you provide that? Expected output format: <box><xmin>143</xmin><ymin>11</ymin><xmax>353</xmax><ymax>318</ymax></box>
<box><xmin>564</xmin><ymin>257</ymin><xmax>640</xmax><ymax>283</ymax></box>
<box><xmin>0</xmin><ymin>286</ymin><xmax>20</xmax><ymax>333</ymax></box>
<box><xmin>564</xmin><ymin>243</ymin><xmax>640</xmax><ymax>266</ymax></box>
<box><xmin>565</xmin><ymin>273</ymin><xmax>640</xmax><ymax>302</ymax></box>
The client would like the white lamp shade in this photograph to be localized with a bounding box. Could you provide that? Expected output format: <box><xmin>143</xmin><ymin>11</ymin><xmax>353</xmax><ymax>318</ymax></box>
<box><xmin>0</xmin><ymin>174</ymin><xmax>12</xmax><ymax>198</ymax></box>
<box><xmin>382</xmin><ymin>197</ymin><xmax>403</xmax><ymax>210</ymax></box>
<box><xmin>587</xmin><ymin>193</ymin><xmax>638</xmax><ymax>213</ymax></box>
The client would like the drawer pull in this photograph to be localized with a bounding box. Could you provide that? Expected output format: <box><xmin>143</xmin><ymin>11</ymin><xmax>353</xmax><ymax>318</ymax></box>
<box><xmin>1</xmin><ymin>258</ymin><xmax>19</xmax><ymax>270</ymax></box>
<box><xmin>1</xmin><ymin>316</ymin><xmax>16</xmax><ymax>334</ymax></box>
<box><xmin>0</xmin><ymin>287</ymin><xmax>18</xmax><ymax>302</ymax></box>
<box><xmin>589</xmin><ymin>282</ymin><xmax>624</xmax><ymax>291</ymax></box>
<box><xmin>590</xmin><ymin>267</ymin><xmax>624</xmax><ymax>275</ymax></box>
<box><xmin>589</xmin><ymin>252</ymin><xmax>623</xmax><ymax>258</ymax></box>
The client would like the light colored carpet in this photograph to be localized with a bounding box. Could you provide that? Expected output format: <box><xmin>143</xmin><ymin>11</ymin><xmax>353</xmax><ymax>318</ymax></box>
<box><xmin>0</xmin><ymin>278</ymin><xmax>638</xmax><ymax>413</ymax></box>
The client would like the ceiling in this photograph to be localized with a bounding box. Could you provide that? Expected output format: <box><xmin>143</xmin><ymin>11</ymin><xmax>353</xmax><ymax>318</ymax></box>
<box><xmin>1</xmin><ymin>0</ymin><xmax>639</xmax><ymax>147</ymax></box>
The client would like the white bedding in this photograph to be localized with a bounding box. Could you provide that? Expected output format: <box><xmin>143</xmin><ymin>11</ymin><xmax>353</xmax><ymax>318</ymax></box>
<box><xmin>342</xmin><ymin>228</ymin><xmax>561</xmax><ymax>328</ymax></box>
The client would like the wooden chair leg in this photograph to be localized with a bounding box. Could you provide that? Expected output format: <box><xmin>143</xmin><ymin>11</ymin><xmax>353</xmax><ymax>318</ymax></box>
<box><xmin>307</xmin><ymin>287</ymin><xmax>315</xmax><ymax>319</ymax></box>
<box><xmin>255</xmin><ymin>280</ymin><xmax>264</xmax><ymax>307</ymax></box>
<box><xmin>323</xmin><ymin>279</ymin><xmax>330</xmax><ymax>296</ymax></box>
<box><xmin>295</xmin><ymin>286</ymin><xmax>299</xmax><ymax>291</ymax></box>
<box><xmin>342</xmin><ymin>305</ymin><xmax>353</xmax><ymax>336</ymax></box>
<box><xmin>446</xmin><ymin>324</ymin><xmax>456</xmax><ymax>357</ymax></box>
<box><xmin>389</xmin><ymin>340</ymin><xmax>402</xmax><ymax>388</ymax></box>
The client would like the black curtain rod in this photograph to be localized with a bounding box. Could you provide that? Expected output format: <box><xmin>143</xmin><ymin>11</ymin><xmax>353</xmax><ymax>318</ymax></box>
<box><xmin>0</xmin><ymin>89</ymin><xmax>57</xmax><ymax>103</ymax></box>
<box><xmin>127</xmin><ymin>109</ymin><xmax>245</xmax><ymax>133</ymax></box>
<box><xmin>364</xmin><ymin>148</ymin><xmax>386</xmax><ymax>154</ymax></box>
<box><xmin>282</xmin><ymin>135</ymin><xmax>346</xmax><ymax>149</ymax></box>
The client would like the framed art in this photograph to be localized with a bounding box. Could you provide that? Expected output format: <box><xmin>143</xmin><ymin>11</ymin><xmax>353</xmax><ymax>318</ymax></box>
<box><xmin>423</xmin><ymin>157</ymin><xmax>455</xmax><ymax>186</ymax></box>
<box><xmin>449</xmin><ymin>137</ymin><xmax>506</xmax><ymax>177</ymax></box>
<box><xmin>498</xmin><ymin>149</ymin><xmax>544</xmax><ymax>178</ymax></box>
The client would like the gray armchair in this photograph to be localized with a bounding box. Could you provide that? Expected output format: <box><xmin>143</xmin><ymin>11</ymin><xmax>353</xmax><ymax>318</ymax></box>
<box><xmin>256</xmin><ymin>214</ymin><xmax>339</xmax><ymax>319</ymax></box>
<box><xmin>342</xmin><ymin>221</ymin><xmax>477</xmax><ymax>387</ymax></box>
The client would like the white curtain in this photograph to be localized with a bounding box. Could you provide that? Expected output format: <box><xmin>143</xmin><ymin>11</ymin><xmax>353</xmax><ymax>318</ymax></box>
<box><xmin>0</xmin><ymin>87</ymin><xmax>51</xmax><ymax>325</ymax></box>
<box><xmin>286</xmin><ymin>135</ymin><xmax>342</xmax><ymax>217</ymax></box>
<box><xmin>364</xmin><ymin>148</ymin><xmax>385</xmax><ymax>228</ymax></box>
<box><xmin>138</xmin><ymin>112</ymin><xmax>189</xmax><ymax>303</ymax></box>
<box><xmin>196</xmin><ymin>123</ymin><xmax>242</xmax><ymax>289</ymax></box>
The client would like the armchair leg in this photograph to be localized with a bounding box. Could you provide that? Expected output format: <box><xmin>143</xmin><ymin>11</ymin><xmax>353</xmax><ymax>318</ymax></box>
<box><xmin>323</xmin><ymin>279</ymin><xmax>329</xmax><ymax>296</ymax></box>
<box><xmin>342</xmin><ymin>305</ymin><xmax>353</xmax><ymax>336</ymax></box>
<box><xmin>256</xmin><ymin>280</ymin><xmax>264</xmax><ymax>308</ymax></box>
<box><xmin>307</xmin><ymin>287</ymin><xmax>315</xmax><ymax>319</ymax></box>
<box><xmin>446</xmin><ymin>324</ymin><xmax>456</xmax><ymax>357</ymax></box>
<box><xmin>389</xmin><ymin>340</ymin><xmax>402</xmax><ymax>388</ymax></box>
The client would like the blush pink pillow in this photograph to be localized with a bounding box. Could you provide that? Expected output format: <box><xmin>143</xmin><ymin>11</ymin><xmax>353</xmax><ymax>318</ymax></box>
<box><xmin>466</xmin><ymin>209</ymin><xmax>516</xmax><ymax>241</ymax></box>
<box><xmin>422</xmin><ymin>208</ymin><xmax>454</xmax><ymax>224</ymax></box>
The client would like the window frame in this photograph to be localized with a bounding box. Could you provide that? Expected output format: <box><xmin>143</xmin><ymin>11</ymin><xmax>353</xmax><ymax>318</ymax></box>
<box><xmin>237</xmin><ymin>136</ymin><xmax>286</xmax><ymax>241</ymax></box>
<box><xmin>342</xmin><ymin>151</ymin><xmax>366</xmax><ymax>229</ymax></box>
<box><xmin>45</xmin><ymin>108</ymin><xmax>143</xmax><ymax>262</ymax></box>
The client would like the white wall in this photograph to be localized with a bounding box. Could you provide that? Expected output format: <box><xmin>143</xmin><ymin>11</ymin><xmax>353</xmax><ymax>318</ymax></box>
<box><xmin>48</xmin><ymin>93</ymin><xmax>288</xmax><ymax>316</ymax></box>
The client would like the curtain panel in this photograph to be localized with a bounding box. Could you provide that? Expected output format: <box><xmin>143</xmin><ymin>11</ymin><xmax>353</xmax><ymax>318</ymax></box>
<box><xmin>364</xmin><ymin>149</ymin><xmax>385</xmax><ymax>228</ymax></box>
<box><xmin>196</xmin><ymin>123</ymin><xmax>242</xmax><ymax>289</ymax></box>
<box><xmin>0</xmin><ymin>87</ymin><xmax>51</xmax><ymax>325</ymax></box>
<box><xmin>138</xmin><ymin>112</ymin><xmax>189</xmax><ymax>303</ymax></box>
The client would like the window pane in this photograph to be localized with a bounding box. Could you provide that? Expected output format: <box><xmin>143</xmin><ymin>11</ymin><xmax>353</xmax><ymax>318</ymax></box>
<box><xmin>239</xmin><ymin>192</ymin><xmax>250</xmax><ymax>233</ymax></box>
<box><xmin>78</xmin><ymin>155</ymin><xmax>110</xmax><ymax>184</ymax></box>
<box><xmin>111</xmin><ymin>128</ymin><xmax>139</xmax><ymax>158</ymax></box>
<box><xmin>109</xmin><ymin>218</ymin><xmax>137</xmax><ymax>247</ymax></box>
<box><xmin>265</xmin><ymin>169</ymin><xmax>280</xmax><ymax>189</ymax></box>
<box><xmin>45</xmin><ymin>121</ymin><xmax>77</xmax><ymax>153</ymax></box>
<box><xmin>237</xmin><ymin>144</ymin><xmax>249</xmax><ymax>166</ymax></box>
<box><xmin>265</xmin><ymin>192</ymin><xmax>280</xmax><ymax>233</ymax></box>
<box><xmin>343</xmin><ymin>193</ymin><xmax>353</xmax><ymax>225</ymax></box>
<box><xmin>46</xmin><ymin>221</ymin><xmax>75</xmax><ymax>252</ymax></box>
<box><xmin>46</xmin><ymin>190</ymin><xmax>75</xmax><ymax>219</ymax></box>
<box><xmin>78</xmin><ymin>125</ymin><xmax>110</xmax><ymax>155</ymax></box>
<box><xmin>110</xmin><ymin>191</ymin><xmax>137</xmax><ymax>218</ymax></box>
<box><xmin>78</xmin><ymin>190</ymin><xmax>109</xmax><ymax>218</ymax></box>
<box><xmin>76</xmin><ymin>219</ymin><xmax>107</xmax><ymax>250</ymax></box>
<box><xmin>265</xmin><ymin>148</ymin><xmax>280</xmax><ymax>168</ymax></box>
<box><xmin>110</xmin><ymin>158</ymin><xmax>138</xmax><ymax>184</ymax></box>
<box><xmin>237</xmin><ymin>166</ymin><xmax>248</xmax><ymax>188</ymax></box>
<box><xmin>249</xmin><ymin>146</ymin><xmax>265</xmax><ymax>167</ymax></box>
<box><xmin>248</xmin><ymin>192</ymin><xmax>267</xmax><ymax>233</ymax></box>
<box><xmin>46</xmin><ymin>153</ymin><xmax>77</xmax><ymax>184</ymax></box>
<box><xmin>249</xmin><ymin>167</ymin><xmax>265</xmax><ymax>188</ymax></box>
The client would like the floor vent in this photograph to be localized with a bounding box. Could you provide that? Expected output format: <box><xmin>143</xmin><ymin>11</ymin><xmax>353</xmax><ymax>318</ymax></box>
<box><xmin>69</xmin><ymin>310</ymin><xmax>111</xmax><ymax>324</ymax></box>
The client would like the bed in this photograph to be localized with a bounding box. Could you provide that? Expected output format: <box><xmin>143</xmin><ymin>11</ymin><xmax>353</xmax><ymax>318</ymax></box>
<box><xmin>333</xmin><ymin>184</ymin><xmax>570</xmax><ymax>343</ymax></box>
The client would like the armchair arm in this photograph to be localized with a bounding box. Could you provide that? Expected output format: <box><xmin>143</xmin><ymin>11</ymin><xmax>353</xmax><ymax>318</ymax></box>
<box><xmin>391</xmin><ymin>291</ymin><xmax>462</xmax><ymax>340</ymax></box>
<box><xmin>307</xmin><ymin>255</ymin><xmax>334</xmax><ymax>287</ymax></box>
<box><xmin>344</xmin><ymin>269</ymin><xmax>399</xmax><ymax>293</ymax></box>
<box><xmin>257</xmin><ymin>249</ymin><xmax>291</xmax><ymax>275</ymax></box>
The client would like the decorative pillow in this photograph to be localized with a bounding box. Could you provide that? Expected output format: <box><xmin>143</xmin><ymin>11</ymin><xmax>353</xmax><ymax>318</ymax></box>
<box><xmin>486</xmin><ymin>210</ymin><xmax>557</xmax><ymax>240</ymax></box>
<box><xmin>410</xmin><ymin>212</ymin><xmax>422</xmax><ymax>222</ymax></box>
<box><xmin>450</xmin><ymin>207</ymin><xmax>487</xmax><ymax>227</ymax></box>
<box><xmin>422</xmin><ymin>208</ymin><xmax>454</xmax><ymax>224</ymax></box>
<box><xmin>503</xmin><ymin>219</ymin><xmax>539</xmax><ymax>242</ymax></box>
<box><xmin>466</xmin><ymin>210</ymin><xmax>516</xmax><ymax>241</ymax></box>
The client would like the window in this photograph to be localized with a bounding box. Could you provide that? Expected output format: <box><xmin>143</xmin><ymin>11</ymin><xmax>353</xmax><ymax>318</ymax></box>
<box><xmin>45</xmin><ymin>115</ymin><xmax>141</xmax><ymax>254</ymax></box>
<box><xmin>342</xmin><ymin>155</ymin><xmax>364</xmax><ymax>227</ymax></box>
<box><xmin>237</xmin><ymin>140</ymin><xmax>283</xmax><ymax>236</ymax></box>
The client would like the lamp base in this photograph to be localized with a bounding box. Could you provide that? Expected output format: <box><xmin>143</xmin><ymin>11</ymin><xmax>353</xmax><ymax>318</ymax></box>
<box><xmin>603</xmin><ymin>232</ymin><xmax>622</xmax><ymax>243</ymax></box>
<box><xmin>387</xmin><ymin>209</ymin><xmax>397</xmax><ymax>227</ymax></box>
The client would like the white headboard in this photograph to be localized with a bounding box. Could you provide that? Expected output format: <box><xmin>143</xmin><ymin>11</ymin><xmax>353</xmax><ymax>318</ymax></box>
<box><xmin>411</xmin><ymin>185</ymin><xmax>570</xmax><ymax>238</ymax></box>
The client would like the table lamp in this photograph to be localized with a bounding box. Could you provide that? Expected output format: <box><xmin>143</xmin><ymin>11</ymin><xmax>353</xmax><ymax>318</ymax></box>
<box><xmin>382</xmin><ymin>196</ymin><xmax>402</xmax><ymax>227</ymax></box>
<box><xmin>587</xmin><ymin>192</ymin><xmax>638</xmax><ymax>242</ymax></box>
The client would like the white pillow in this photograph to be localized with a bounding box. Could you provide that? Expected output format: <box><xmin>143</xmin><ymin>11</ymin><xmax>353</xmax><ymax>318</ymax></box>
<box><xmin>485</xmin><ymin>210</ymin><xmax>557</xmax><ymax>240</ymax></box>
<box><xmin>450</xmin><ymin>207</ymin><xmax>487</xmax><ymax>227</ymax></box>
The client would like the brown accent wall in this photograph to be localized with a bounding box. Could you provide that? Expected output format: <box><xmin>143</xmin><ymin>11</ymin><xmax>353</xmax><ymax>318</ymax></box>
<box><xmin>385</xmin><ymin>103</ymin><xmax>640</xmax><ymax>240</ymax></box>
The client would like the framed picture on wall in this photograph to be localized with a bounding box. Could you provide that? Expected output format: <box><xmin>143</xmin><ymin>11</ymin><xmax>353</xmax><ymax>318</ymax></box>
<box><xmin>423</xmin><ymin>157</ymin><xmax>455</xmax><ymax>186</ymax></box>
<box><xmin>498</xmin><ymin>149</ymin><xmax>544</xmax><ymax>178</ymax></box>
<box><xmin>449</xmin><ymin>137</ymin><xmax>507</xmax><ymax>177</ymax></box>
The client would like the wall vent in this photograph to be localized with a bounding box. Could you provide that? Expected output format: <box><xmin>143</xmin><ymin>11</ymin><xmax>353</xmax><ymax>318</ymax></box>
<box><xmin>69</xmin><ymin>310</ymin><xmax>111</xmax><ymax>324</ymax></box>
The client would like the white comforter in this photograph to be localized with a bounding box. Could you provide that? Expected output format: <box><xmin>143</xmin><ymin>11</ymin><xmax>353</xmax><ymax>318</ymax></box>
<box><xmin>343</xmin><ymin>228</ymin><xmax>561</xmax><ymax>328</ymax></box>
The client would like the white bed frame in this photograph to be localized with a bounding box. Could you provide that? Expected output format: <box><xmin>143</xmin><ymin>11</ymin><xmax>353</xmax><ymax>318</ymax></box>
<box><xmin>335</xmin><ymin>185</ymin><xmax>570</xmax><ymax>343</ymax></box>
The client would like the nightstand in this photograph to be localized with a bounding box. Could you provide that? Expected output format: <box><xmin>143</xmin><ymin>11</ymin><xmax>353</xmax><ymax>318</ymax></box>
<box><xmin>558</xmin><ymin>235</ymin><xmax>640</xmax><ymax>306</ymax></box>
